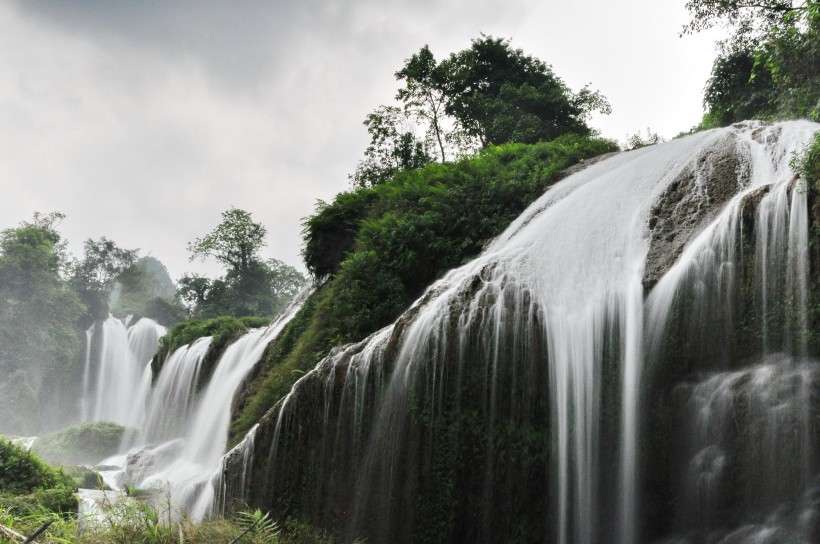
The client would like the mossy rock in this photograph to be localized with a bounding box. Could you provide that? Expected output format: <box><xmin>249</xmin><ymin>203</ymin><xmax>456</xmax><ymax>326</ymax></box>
<box><xmin>31</xmin><ymin>422</ymin><xmax>127</xmax><ymax>466</ymax></box>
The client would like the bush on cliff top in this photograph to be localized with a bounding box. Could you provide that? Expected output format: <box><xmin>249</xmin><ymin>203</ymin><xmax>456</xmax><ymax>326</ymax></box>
<box><xmin>230</xmin><ymin>135</ymin><xmax>617</xmax><ymax>444</ymax></box>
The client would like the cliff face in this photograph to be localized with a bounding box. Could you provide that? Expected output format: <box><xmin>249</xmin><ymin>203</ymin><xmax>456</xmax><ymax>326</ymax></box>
<box><xmin>222</xmin><ymin>122</ymin><xmax>820</xmax><ymax>544</ymax></box>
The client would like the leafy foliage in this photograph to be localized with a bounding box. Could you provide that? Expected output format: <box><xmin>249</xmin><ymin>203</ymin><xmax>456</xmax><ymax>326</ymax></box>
<box><xmin>395</xmin><ymin>45</ymin><xmax>454</xmax><ymax>162</ymax></box>
<box><xmin>624</xmin><ymin>128</ymin><xmax>665</xmax><ymax>150</ymax></box>
<box><xmin>182</xmin><ymin>208</ymin><xmax>305</xmax><ymax>318</ymax></box>
<box><xmin>351</xmin><ymin>106</ymin><xmax>434</xmax><ymax>188</ymax></box>
<box><xmin>188</xmin><ymin>208</ymin><xmax>267</xmax><ymax>274</ymax></box>
<box><xmin>0</xmin><ymin>438</ymin><xmax>77</xmax><ymax>514</ymax></box>
<box><xmin>683</xmin><ymin>0</ymin><xmax>810</xmax><ymax>39</ymax></box>
<box><xmin>0</xmin><ymin>504</ymin><xmax>330</xmax><ymax>544</ymax></box>
<box><xmin>689</xmin><ymin>0</ymin><xmax>819</xmax><ymax>126</ymax></box>
<box><xmin>351</xmin><ymin>35</ymin><xmax>611</xmax><ymax>187</ymax></box>
<box><xmin>155</xmin><ymin>315</ymin><xmax>271</xmax><ymax>370</ymax></box>
<box><xmin>308</xmin><ymin>135</ymin><xmax>617</xmax><ymax>344</ymax></box>
<box><xmin>442</xmin><ymin>35</ymin><xmax>606</xmax><ymax>147</ymax></box>
<box><xmin>0</xmin><ymin>218</ymin><xmax>85</xmax><ymax>435</ymax></box>
<box><xmin>794</xmin><ymin>129</ymin><xmax>820</xmax><ymax>189</ymax></box>
<box><xmin>69</xmin><ymin>237</ymin><xmax>139</xmax><ymax>321</ymax></box>
<box><xmin>237</xmin><ymin>508</ymin><xmax>281</xmax><ymax>543</ymax></box>
<box><xmin>301</xmin><ymin>191</ymin><xmax>378</xmax><ymax>281</ymax></box>
<box><xmin>232</xmin><ymin>135</ymin><xmax>617</xmax><ymax>444</ymax></box>
<box><xmin>111</xmin><ymin>257</ymin><xmax>184</xmax><ymax>326</ymax></box>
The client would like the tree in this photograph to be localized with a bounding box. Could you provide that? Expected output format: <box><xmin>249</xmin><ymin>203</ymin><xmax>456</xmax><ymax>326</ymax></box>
<box><xmin>624</xmin><ymin>128</ymin><xmax>665</xmax><ymax>150</ymax></box>
<box><xmin>441</xmin><ymin>35</ymin><xmax>606</xmax><ymax>147</ymax></box>
<box><xmin>182</xmin><ymin>209</ymin><xmax>306</xmax><ymax>318</ymax></box>
<box><xmin>69</xmin><ymin>237</ymin><xmax>139</xmax><ymax>321</ymax></box>
<box><xmin>188</xmin><ymin>208</ymin><xmax>267</xmax><ymax>275</ymax></box>
<box><xmin>395</xmin><ymin>45</ymin><xmax>452</xmax><ymax>162</ymax></box>
<box><xmin>682</xmin><ymin>0</ymin><xmax>810</xmax><ymax>42</ymax></box>
<box><xmin>686</xmin><ymin>0</ymin><xmax>819</xmax><ymax>124</ymax></box>
<box><xmin>352</xmin><ymin>36</ymin><xmax>610</xmax><ymax>184</ymax></box>
<box><xmin>0</xmin><ymin>215</ymin><xmax>84</xmax><ymax>434</ymax></box>
<box><xmin>702</xmin><ymin>49</ymin><xmax>776</xmax><ymax>125</ymax></box>
<box><xmin>110</xmin><ymin>256</ymin><xmax>185</xmax><ymax>326</ymax></box>
<box><xmin>351</xmin><ymin>106</ymin><xmax>433</xmax><ymax>187</ymax></box>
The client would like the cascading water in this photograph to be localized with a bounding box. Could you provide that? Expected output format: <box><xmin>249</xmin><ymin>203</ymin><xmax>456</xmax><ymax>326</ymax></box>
<box><xmin>89</xmin><ymin>291</ymin><xmax>308</xmax><ymax>520</ymax></box>
<box><xmin>212</xmin><ymin>423</ymin><xmax>259</xmax><ymax>517</ymax></box>
<box><xmin>644</xmin><ymin>121</ymin><xmax>819</xmax><ymax>542</ymax></box>
<box><xmin>138</xmin><ymin>336</ymin><xmax>212</xmax><ymax>445</ymax></box>
<box><xmin>676</xmin><ymin>356</ymin><xmax>817</xmax><ymax>542</ymax></box>
<box><xmin>224</xmin><ymin>121</ymin><xmax>818</xmax><ymax>544</ymax></box>
<box><xmin>84</xmin><ymin>317</ymin><xmax>166</xmax><ymax>427</ymax></box>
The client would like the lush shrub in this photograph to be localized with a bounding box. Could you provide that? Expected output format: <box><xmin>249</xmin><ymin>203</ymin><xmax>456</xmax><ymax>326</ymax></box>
<box><xmin>0</xmin><ymin>438</ymin><xmax>77</xmax><ymax>514</ymax></box>
<box><xmin>795</xmin><ymin>130</ymin><xmax>820</xmax><ymax>191</ymax></box>
<box><xmin>309</xmin><ymin>134</ymin><xmax>617</xmax><ymax>344</ymax></box>
<box><xmin>699</xmin><ymin>2</ymin><xmax>820</xmax><ymax>127</ymax></box>
<box><xmin>31</xmin><ymin>422</ymin><xmax>126</xmax><ymax>466</ymax></box>
<box><xmin>230</xmin><ymin>135</ymin><xmax>616</xmax><ymax>443</ymax></box>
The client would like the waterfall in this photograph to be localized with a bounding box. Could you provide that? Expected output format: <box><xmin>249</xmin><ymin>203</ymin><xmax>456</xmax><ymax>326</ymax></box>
<box><xmin>236</xmin><ymin>121</ymin><xmax>818</xmax><ymax>544</ymax></box>
<box><xmin>80</xmin><ymin>327</ymin><xmax>93</xmax><ymax>422</ymax></box>
<box><xmin>644</xmin><ymin>122</ymin><xmax>819</xmax><ymax>542</ymax></box>
<box><xmin>677</xmin><ymin>356</ymin><xmax>817</xmax><ymax>541</ymax></box>
<box><xmin>138</xmin><ymin>336</ymin><xmax>212</xmax><ymax>445</ymax></box>
<box><xmin>212</xmin><ymin>423</ymin><xmax>259</xmax><ymax>517</ymax></box>
<box><xmin>90</xmin><ymin>290</ymin><xmax>309</xmax><ymax>520</ymax></box>
<box><xmin>85</xmin><ymin>317</ymin><xmax>166</xmax><ymax>426</ymax></box>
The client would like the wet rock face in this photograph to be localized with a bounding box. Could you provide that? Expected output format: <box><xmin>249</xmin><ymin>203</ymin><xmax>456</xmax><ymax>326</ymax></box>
<box><xmin>125</xmin><ymin>439</ymin><xmax>184</xmax><ymax>485</ymax></box>
<box><xmin>643</xmin><ymin>132</ymin><xmax>747</xmax><ymax>290</ymax></box>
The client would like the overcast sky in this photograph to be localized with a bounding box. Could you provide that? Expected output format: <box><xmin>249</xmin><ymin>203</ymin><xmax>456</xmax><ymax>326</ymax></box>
<box><xmin>0</xmin><ymin>0</ymin><xmax>725</xmax><ymax>280</ymax></box>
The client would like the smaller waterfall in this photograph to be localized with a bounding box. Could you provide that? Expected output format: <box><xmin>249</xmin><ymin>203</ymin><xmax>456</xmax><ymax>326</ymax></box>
<box><xmin>83</xmin><ymin>317</ymin><xmax>166</xmax><ymax>427</ymax></box>
<box><xmin>139</xmin><ymin>337</ymin><xmax>212</xmax><ymax>445</ymax></box>
<box><xmin>212</xmin><ymin>424</ymin><xmax>259</xmax><ymax>517</ymax></box>
<box><xmin>80</xmin><ymin>328</ymin><xmax>93</xmax><ymax>422</ymax></box>
<box><xmin>92</xmin><ymin>290</ymin><xmax>309</xmax><ymax>519</ymax></box>
<box><xmin>677</xmin><ymin>355</ymin><xmax>818</xmax><ymax>542</ymax></box>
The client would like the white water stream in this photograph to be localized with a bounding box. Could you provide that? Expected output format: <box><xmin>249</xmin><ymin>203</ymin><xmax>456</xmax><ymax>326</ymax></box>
<box><xmin>78</xmin><ymin>294</ymin><xmax>306</xmax><ymax>520</ymax></box>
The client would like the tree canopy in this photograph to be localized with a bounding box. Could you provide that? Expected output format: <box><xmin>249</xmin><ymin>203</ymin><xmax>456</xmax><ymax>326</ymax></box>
<box><xmin>687</xmin><ymin>0</ymin><xmax>819</xmax><ymax>125</ymax></box>
<box><xmin>188</xmin><ymin>207</ymin><xmax>267</xmax><ymax>275</ymax></box>
<box><xmin>351</xmin><ymin>35</ymin><xmax>610</xmax><ymax>187</ymax></box>
<box><xmin>182</xmin><ymin>208</ymin><xmax>305</xmax><ymax>318</ymax></box>
<box><xmin>0</xmin><ymin>216</ymin><xmax>85</xmax><ymax>434</ymax></box>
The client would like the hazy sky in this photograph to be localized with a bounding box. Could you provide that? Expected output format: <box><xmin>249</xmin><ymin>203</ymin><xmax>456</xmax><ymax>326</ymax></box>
<box><xmin>0</xmin><ymin>0</ymin><xmax>724</xmax><ymax>280</ymax></box>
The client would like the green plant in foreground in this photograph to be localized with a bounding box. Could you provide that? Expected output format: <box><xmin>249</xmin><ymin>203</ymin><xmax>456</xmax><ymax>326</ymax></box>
<box><xmin>236</xmin><ymin>508</ymin><xmax>281</xmax><ymax>543</ymax></box>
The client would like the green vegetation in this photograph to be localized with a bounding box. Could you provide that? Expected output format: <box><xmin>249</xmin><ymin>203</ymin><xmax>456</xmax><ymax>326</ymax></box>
<box><xmin>352</xmin><ymin>35</ymin><xmax>611</xmax><ymax>186</ymax></box>
<box><xmin>310</xmin><ymin>134</ymin><xmax>617</xmax><ymax>343</ymax></box>
<box><xmin>154</xmin><ymin>315</ymin><xmax>271</xmax><ymax>374</ymax></box>
<box><xmin>0</xmin><ymin>438</ymin><xmax>77</xmax><ymax>515</ymax></box>
<box><xmin>686</xmin><ymin>0</ymin><xmax>819</xmax><ymax>126</ymax></box>
<box><xmin>230</xmin><ymin>134</ymin><xmax>617</xmax><ymax>444</ymax></box>
<box><xmin>795</xmin><ymin>129</ymin><xmax>820</xmax><ymax>189</ymax></box>
<box><xmin>0</xmin><ymin>505</ymin><xmax>332</xmax><ymax>544</ymax></box>
<box><xmin>178</xmin><ymin>208</ymin><xmax>305</xmax><ymax>319</ymax></box>
<box><xmin>69</xmin><ymin>237</ymin><xmax>140</xmax><ymax>323</ymax></box>
<box><xmin>0</xmin><ymin>213</ymin><xmax>184</xmax><ymax>435</ymax></box>
<box><xmin>31</xmin><ymin>422</ymin><xmax>126</xmax><ymax>466</ymax></box>
<box><xmin>111</xmin><ymin>256</ymin><xmax>185</xmax><ymax>327</ymax></box>
<box><xmin>0</xmin><ymin>214</ymin><xmax>86</xmax><ymax>436</ymax></box>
